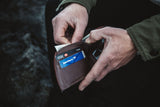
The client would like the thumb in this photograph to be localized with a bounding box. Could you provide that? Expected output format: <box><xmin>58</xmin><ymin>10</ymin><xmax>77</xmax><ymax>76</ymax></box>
<box><xmin>53</xmin><ymin>20</ymin><xmax>71</xmax><ymax>44</ymax></box>
<box><xmin>85</xmin><ymin>30</ymin><xmax>103</xmax><ymax>44</ymax></box>
<box><xmin>71</xmin><ymin>24</ymin><xmax>86</xmax><ymax>43</ymax></box>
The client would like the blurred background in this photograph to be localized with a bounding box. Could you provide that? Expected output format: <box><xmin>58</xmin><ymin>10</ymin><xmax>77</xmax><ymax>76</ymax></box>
<box><xmin>0</xmin><ymin>0</ymin><xmax>160</xmax><ymax>107</ymax></box>
<box><xmin>0</xmin><ymin>0</ymin><xmax>54</xmax><ymax>106</ymax></box>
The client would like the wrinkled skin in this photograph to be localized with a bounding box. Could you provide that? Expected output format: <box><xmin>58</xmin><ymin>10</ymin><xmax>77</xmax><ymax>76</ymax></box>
<box><xmin>79</xmin><ymin>27</ymin><xmax>136</xmax><ymax>91</ymax></box>
<box><xmin>52</xmin><ymin>3</ymin><xmax>88</xmax><ymax>44</ymax></box>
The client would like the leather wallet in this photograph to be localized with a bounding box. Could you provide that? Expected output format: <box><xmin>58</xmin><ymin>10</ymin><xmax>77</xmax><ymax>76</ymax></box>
<box><xmin>54</xmin><ymin>40</ymin><xmax>104</xmax><ymax>91</ymax></box>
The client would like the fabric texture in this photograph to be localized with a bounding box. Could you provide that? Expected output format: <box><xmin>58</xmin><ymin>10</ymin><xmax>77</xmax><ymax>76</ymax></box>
<box><xmin>127</xmin><ymin>14</ymin><xmax>160</xmax><ymax>61</ymax></box>
<box><xmin>56</xmin><ymin>0</ymin><xmax>97</xmax><ymax>14</ymax></box>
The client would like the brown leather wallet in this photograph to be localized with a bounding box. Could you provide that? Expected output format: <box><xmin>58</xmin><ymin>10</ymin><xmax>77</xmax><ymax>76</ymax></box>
<box><xmin>54</xmin><ymin>40</ymin><xmax>103</xmax><ymax>91</ymax></box>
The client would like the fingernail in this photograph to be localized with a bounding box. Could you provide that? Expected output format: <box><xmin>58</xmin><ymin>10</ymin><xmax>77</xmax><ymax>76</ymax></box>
<box><xmin>63</xmin><ymin>38</ymin><xmax>71</xmax><ymax>44</ymax></box>
<box><xmin>85</xmin><ymin>39</ymin><xmax>90</xmax><ymax>44</ymax></box>
<box><xmin>79</xmin><ymin>86</ymin><xmax>85</xmax><ymax>91</ymax></box>
<box><xmin>65</xmin><ymin>40</ymin><xmax>71</xmax><ymax>44</ymax></box>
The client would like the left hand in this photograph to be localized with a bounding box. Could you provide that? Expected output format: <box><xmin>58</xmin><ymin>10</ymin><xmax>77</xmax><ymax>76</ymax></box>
<box><xmin>79</xmin><ymin>27</ymin><xmax>137</xmax><ymax>91</ymax></box>
<box><xmin>52</xmin><ymin>3</ymin><xmax>88</xmax><ymax>44</ymax></box>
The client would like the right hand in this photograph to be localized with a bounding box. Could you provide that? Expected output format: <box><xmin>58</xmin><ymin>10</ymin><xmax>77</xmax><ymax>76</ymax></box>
<box><xmin>52</xmin><ymin>3</ymin><xmax>88</xmax><ymax>44</ymax></box>
<box><xmin>79</xmin><ymin>27</ymin><xmax>136</xmax><ymax>91</ymax></box>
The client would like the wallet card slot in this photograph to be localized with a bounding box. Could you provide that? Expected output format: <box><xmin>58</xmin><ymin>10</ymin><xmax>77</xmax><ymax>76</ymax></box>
<box><xmin>56</xmin><ymin>47</ymin><xmax>82</xmax><ymax>61</ymax></box>
<box><xmin>59</xmin><ymin>51</ymin><xmax>86</xmax><ymax>69</ymax></box>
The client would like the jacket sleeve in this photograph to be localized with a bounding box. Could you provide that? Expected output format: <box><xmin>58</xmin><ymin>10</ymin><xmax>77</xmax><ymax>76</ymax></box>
<box><xmin>127</xmin><ymin>14</ymin><xmax>160</xmax><ymax>61</ymax></box>
<box><xmin>56</xmin><ymin>0</ymin><xmax>97</xmax><ymax>14</ymax></box>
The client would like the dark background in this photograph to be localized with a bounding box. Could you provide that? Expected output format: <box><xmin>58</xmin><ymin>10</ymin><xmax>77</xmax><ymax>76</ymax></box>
<box><xmin>0</xmin><ymin>0</ymin><xmax>160</xmax><ymax>107</ymax></box>
<box><xmin>0</xmin><ymin>0</ymin><xmax>53</xmax><ymax>106</ymax></box>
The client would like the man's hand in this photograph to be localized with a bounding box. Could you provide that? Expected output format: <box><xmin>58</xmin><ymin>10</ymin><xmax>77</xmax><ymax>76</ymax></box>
<box><xmin>79</xmin><ymin>27</ymin><xmax>137</xmax><ymax>91</ymax></box>
<box><xmin>52</xmin><ymin>3</ymin><xmax>88</xmax><ymax>44</ymax></box>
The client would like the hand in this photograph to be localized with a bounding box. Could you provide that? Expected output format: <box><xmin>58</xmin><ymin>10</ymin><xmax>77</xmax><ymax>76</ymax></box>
<box><xmin>79</xmin><ymin>27</ymin><xmax>136</xmax><ymax>91</ymax></box>
<box><xmin>52</xmin><ymin>3</ymin><xmax>88</xmax><ymax>44</ymax></box>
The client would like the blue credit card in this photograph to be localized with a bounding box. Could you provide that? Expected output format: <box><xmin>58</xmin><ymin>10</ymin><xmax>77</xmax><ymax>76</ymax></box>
<box><xmin>59</xmin><ymin>51</ymin><xmax>85</xmax><ymax>69</ymax></box>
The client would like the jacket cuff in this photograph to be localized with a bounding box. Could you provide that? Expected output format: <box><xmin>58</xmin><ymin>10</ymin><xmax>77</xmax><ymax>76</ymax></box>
<box><xmin>127</xmin><ymin>14</ymin><xmax>160</xmax><ymax>61</ymax></box>
<box><xmin>56</xmin><ymin>0</ymin><xmax>97</xmax><ymax>14</ymax></box>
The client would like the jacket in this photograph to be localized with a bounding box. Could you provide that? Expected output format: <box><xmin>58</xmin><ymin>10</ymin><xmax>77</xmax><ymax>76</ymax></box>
<box><xmin>56</xmin><ymin>0</ymin><xmax>160</xmax><ymax>61</ymax></box>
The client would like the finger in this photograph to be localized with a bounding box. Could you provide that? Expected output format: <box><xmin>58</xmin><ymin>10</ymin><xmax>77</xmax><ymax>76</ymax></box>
<box><xmin>79</xmin><ymin>51</ymin><xmax>108</xmax><ymax>91</ymax></box>
<box><xmin>78</xmin><ymin>71</ymin><xmax>98</xmax><ymax>91</ymax></box>
<box><xmin>85</xmin><ymin>30</ymin><xmax>103</xmax><ymax>44</ymax></box>
<box><xmin>95</xmin><ymin>65</ymin><xmax>112</xmax><ymax>82</ymax></box>
<box><xmin>52</xmin><ymin>19</ymin><xmax>71</xmax><ymax>44</ymax></box>
<box><xmin>71</xmin><ymin>23</ymin><xmax>86</xmax><ymax>43</ymax></box>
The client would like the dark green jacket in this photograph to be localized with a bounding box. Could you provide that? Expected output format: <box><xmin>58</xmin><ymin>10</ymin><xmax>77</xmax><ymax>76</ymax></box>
<box><xmin>57</xmin><ymin>0</ymin><xmax>160</xmax><ymax>61</ymax></box>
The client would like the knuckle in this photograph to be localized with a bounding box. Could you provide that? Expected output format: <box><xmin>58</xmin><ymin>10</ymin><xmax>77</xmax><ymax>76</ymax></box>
<box><xmin>54</xmin><ymin>36</ymin><xmax>60</xmax><ymax>43</ymax></box>
<box><xmin>105</xmin><ymin>27</ymin><xmax>114</xmax><ymax>35</ymax></box>
<box><xmin>90</xmin><ymin>30</ymin><xmax>96</xmax><ymax>35</ymax></box>
<box><xmin>104</xmin><ymin>26</ymin><xmax>112</xmax><ymax>31</ymax></box>
<box><xmin>91</xmin><ymin>72</ymin><xmax>99</xmax><ymax>79</ymax></box>
<box><xmin>89</xmin><ymin>30</ymin><xmax>96</xmax><ymax>39</ymax></box>
<box><xmin>112</xmin><ymin>63</ymin><xmax>120</xmax><ymax>70</ymax></box>
<box><xmin>52</xmin><ymin>16</ymin><xmax>62</xmax><ymax>24</ymax></box>
<box><xmin>105</xmin><ymin>26</ymin><xmax>111</xmax><ymax>29</ymax></box>
<box><xmin>103</xmin><ymin>26</ymin><xmax>110</xmax><ymax>33</ymax></box>
<box><xmin>90</xmin><ymin>29</ymin><xmax>100</xmax><ymax>37</ymax></box>
<box><xmin>112</xmin><ymin>63</ymin><xmax>118</xmax><ymax>69</ymax></box>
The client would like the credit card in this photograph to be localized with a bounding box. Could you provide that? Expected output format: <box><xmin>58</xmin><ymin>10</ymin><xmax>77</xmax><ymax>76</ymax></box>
<box><xmin>56</xmin><ymin>47</ymin><xmax>81</xmax><ymax>60</ymax></box>
<box><xmin>59</xmin><ymin>51</ymin><xmax>85</xmax><ymax>69</ymax></box>
<box><xmin>55</xmin><ymin>34</ymin><xmax>90</xmax><ymax>52</ymax></box>
<box><xmin>55</xmin><ymin>44</ymin><xmax>70</xmax><ymax>52</ymax></box>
